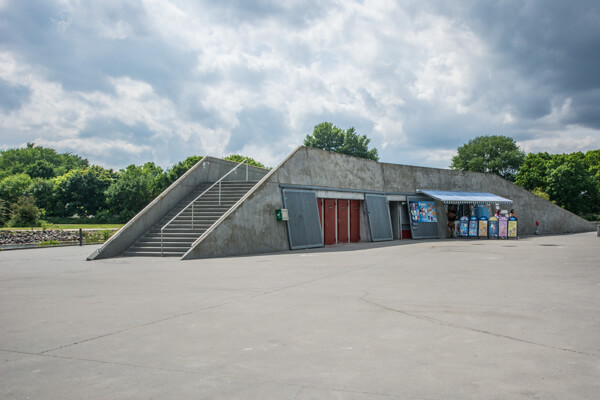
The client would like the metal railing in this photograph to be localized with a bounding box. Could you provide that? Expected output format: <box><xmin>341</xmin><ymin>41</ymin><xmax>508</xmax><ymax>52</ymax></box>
<box><xmin>91</xmin><ymin>156</ymin><xmax>208</xmax><ymax>258</ymax></box>
<box><xmin>160</xmin><ymin>159</ymin><xmax>249</xmax><ymax>256</ymax></box>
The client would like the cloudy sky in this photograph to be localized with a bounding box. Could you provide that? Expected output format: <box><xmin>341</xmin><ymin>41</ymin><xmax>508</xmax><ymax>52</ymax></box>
<box><xmin>1</xmin><ymin>0</ymin><xmax>599</xmax><ymax>170</ymax></box>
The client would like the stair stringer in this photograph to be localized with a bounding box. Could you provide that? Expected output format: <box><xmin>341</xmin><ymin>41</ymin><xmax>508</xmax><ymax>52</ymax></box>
<box><xmin>181</xmin><ymin>147</ymin><xmax>302</xmax><ymax>260</ymax></box>
<box><xmin>88</xmin><ymin>157</ymin><xmax>269</xmax><ymax>260</ymax></box>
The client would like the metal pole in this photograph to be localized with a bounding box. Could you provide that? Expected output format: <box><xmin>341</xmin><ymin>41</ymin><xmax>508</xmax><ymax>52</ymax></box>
<box><xmin>246</xmin><ymin>160</ymin><xmax>248</xmax><ymax>181</ymax></box>
<box><xmin>192</xmin><ymin>202</ymin><xmax>194</xmax><ymax>229</ymax></box>
<box><xmin>161</xmin><ymin>229</ymin><xmax>163</xmax><ymax>257</ymax></box>
<box><xmin>219</xmin><ymin>181</ymin><xmax>221</xmax><ymax>205</ymax></box>
<box><xmin>79</xmin><ymin>228</ymin><xmax>82</xmax><ymax>246</ymax></box>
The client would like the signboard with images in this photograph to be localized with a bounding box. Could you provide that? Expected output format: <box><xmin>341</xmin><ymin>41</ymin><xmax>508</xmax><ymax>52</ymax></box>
<box><xmin>478</xmin><ymin>216</ymin><xmax>488</xmax><ymax>238</ymax></box>
<box><xmin>498</xmin><ymin>216</ymin><xmax>508</xmax><ymax>238</ymax></box>
<box><xmin>459</xmin><ymin>216</ymin><xmax>469</xmax><ymax>237</ymax></box>
<box><xmin>468</xmin><ymin>216</ymin><xmax>478</xmax><ymax>237</ymax></box>
<box><xmin>409</xmin><ymin>201</ymin><xmax>438</xmax><ymax>223</ymax></box>
<box><xmin>406</xmin><ymin>196</ymin><xmax>440</xmax><ymax>239</ymax></box>
<box><xmin>508</xmin><ymin>217</ymin><xmax>518</xmax><ymax>239</ymax></box>
<box><xmin>488</xmin><ymin>216</ymin><xmax>499</xmax><ymax>238</ymax></box>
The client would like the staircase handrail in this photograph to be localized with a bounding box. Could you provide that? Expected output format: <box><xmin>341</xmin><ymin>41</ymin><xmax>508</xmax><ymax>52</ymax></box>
<box><xmin>160</xmin><ymin>158</ymin><xmax>249</xmax><ymax>256</ymax></box>
<box><xmin>91</xmin><ymin>156</ymin><xmax>207</xmax><ymax>257</ymax></box>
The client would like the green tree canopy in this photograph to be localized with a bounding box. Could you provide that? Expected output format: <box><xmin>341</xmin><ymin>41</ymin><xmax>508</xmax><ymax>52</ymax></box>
<box><xmin>0</xmin><ymin>173</ymin><xmax>33</xmax><ymax>204</ymax></box>
<box><xmin>223</xmin><ymin>154</ymin><xmax>266</xmax><ymax>168</ymax></box>
<box><xmin>54</xmin><ymin>166</ymin><xmax>114</xmax><ymax>217</ymax></box>
<box><xmin>585</xmin><ymin>149</ymin><xmax>600</xmax><ymax>183</ymax></box>
<box><xmin>167</xmin><ymin>155</ymin><xmax>204</xmax><ymax>183</ymax></box>
<box><xmin>304</xmin><ymin>122</ymin><xmax>379</xmax><ymax>161</ymax></box>
<box><xmin>450</xmin><ymin>135</ymin><xmax>525</xmax><ymax>181</ymax></box>
<box><xmin>27</xmin><ymin>178</ymin><xmax>57</xmax><ymax>216</ymax></box>
<box><xmin>546</xmin><ymin>153</ymin><xmax>599</xmax><ymax>215</ymax></box>
<box><xmin>106</xmin><ymin>163</ymin><xmax>169</xmax><ymax>220</ymax></box>
<box><xmin>514</xmin><ymin>150</ymin><xmax>600</xmax><ymax>217</ymax></box>
<box><xmin>514</xmin><ymin>152</ymin><xmax>553</xmax><ymax>190</ymax></box>
<box><xmin>0</xmin><ymin>143</ymin><xmax>88</xmax><ymax>179</ymax></box>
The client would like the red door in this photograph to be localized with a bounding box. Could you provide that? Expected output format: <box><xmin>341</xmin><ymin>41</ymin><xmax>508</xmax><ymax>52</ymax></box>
<box><xmin>337</xmin><ymin>200</ymin><xmax>349</xmax><ymax>243</ymax></box>
<box><xmin>323</xmin><ymin>199</ymin><xmax>336</xmax><ymax>245</ymax></box>
<box><xmin>350</xmin><ymin>200</ymin><xmax>360</xmax><ymax>242</ymax></box>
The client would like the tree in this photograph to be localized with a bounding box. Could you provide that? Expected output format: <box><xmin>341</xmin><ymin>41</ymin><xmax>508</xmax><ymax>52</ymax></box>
<box><xmin>106</xmin><ymin>163</ymin><xmax>169</xmax><ymax>220</ymax></box>
<box><xmin>0</xmin><ymin>173</ymin><xmax>33</xmax><ymax>204</ymax></box>
<box><xmin>27</xmin><ymin>178</ymin><xmax>58</xmax><ymax>216</ymax></box>
<box><xmin>514</xmin><ymin>152</ymin><xmax>553</xmax><ymax>190</ymax></box>
<box><xmin>223</xmin><ymin>154</ymin><xmax>266</xmax><ymax>168</ymax></box>
<box><xmin>450</xmin><ymin>135</ymin><xmax>525</xmax><ymax>181</ymax></box>
<box><xmin>25</xmin><ymin>159</ymin><xmax>56</xmax><ymax>179</ymax></box>
<box><xmin>8</xmin><ymin>196</ymin><xmax>41</xmax><ymax>227</ymax></box>
<box><xmin>54</xmin><ymin>166</ymin><xmax>113</xmax><ymax>217</ymax></box>
<box><xmin>0</xmin><ymin>143</ymin><xmax>88</xmax><ymax>179</ymax></box>
<box><xmin>0</xmin><ymin>198</ymin><xmax>9</xmax><ymax>226</ymax></box>
<box><xmin>585</xmin><ymin>149</ymin><xmax>600</xmax><ymax>183</ymax></box>
<box><xmin>546</xmin><ymin>153</ymin><xmax>600</xmax><ymax>215</ymax></box>
<box><xmin>304</xmin><ymin>122</ymin><xmax>379</xmax><ymax>161</ymax></box>
<box><xmin>167</xmin><ymin>155</ymin><xmax>203</xmax><ymax>184</ymax></box>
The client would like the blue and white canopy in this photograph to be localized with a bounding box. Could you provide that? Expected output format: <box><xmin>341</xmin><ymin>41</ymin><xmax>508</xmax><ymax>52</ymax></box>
<box><xmin>416</xmin><ymin>189</ymin><xmax>513</xmax><ymax>205</ymax></box>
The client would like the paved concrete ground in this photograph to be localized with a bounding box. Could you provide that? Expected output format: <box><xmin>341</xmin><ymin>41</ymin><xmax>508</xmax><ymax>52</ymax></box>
<box><xmin>1</xmin><ymin>233</ymin><xmax>599</xmax><ymax>399</ymax></box>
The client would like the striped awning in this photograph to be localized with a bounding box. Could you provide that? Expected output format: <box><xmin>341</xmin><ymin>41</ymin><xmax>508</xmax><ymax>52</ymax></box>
<box><xmin>416</xmin><ymin>190</ymin><xmax>513</xmax><ymax>205</ymax></box>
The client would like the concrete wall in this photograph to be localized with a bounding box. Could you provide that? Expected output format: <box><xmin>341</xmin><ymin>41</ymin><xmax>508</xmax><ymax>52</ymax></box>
<box><xmin>183</xmin><ymin>146</ymin><xmax>595</xmax><ymax>259</ymax></box>
<box><xmin>88</xmin><ymin>157</ymin><xmax>268</xmax><ymax>260</ymax></box>
<box><xmin>380</xmin><ymin>162</ymin><xmax>594</xmax><ymax>236</ymax></box>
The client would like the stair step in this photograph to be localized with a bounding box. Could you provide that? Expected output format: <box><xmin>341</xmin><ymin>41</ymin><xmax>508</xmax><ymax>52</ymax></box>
<box><xmin>123</xmin><ymin>251</ymin><xmax>183</xmax><ymax>257</ymax></box>
<box><xmin>124</xmin><ymin>179</ymin><xmax>259</xmax><ymax>257</ymax></box>
<box><xmin>128</xmin><ymin>245</ymin><xmax>189</xmax><ymax>252</ymax></box>
<box><xmin>138</xmin><ymin>238</ymin><xmax>196</xmax><ymax>243</ymax></box>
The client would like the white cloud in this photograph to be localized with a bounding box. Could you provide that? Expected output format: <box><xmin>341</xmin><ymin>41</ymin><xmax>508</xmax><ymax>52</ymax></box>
<box><xmin>0</xmin><ymin>51</ymin><xmax>230</xmax><ymax>166</ymax></box>
<box><xmin>519</xmin><ymin>125</ymin><xmax>600</xmax><ymax>155</ymax></box>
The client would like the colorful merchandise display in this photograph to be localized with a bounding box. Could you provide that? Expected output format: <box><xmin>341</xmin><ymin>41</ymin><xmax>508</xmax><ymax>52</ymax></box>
<box><xmin>468</xmin><ymin>216</ymin><xmax>478</xmax><ymax>237</ymax></box>
<box><xmin>498</xmin><ymin>216</ymin><xmax>508</xmax><ymax>238</ymax></box>
<box><xmin>488</xmin><ymin>216</ymin><xmax>499</xmax><ymax>238</ymax></box>
<box><xmin>508</xmin><ymin>216</ymin><xmax>518</xmax><ymax>239</ymax></box>
<box><xmin>478</xmin><ymin>216</ymin><xmax>488</xmax><ymax>238</ymax></box>
<box><xmin>459</xmin><ymin>216</ymin><xmax>469</xmax><ymax>237</ymax></box>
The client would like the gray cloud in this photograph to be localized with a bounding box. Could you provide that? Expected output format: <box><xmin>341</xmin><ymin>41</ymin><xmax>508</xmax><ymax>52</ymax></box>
<box><xmin>0</xmin><ymin>0</ymin><xmax>599</xmax><ymax>170</ymax></box>
<box><xmin>0</xmin><ymin>79</ymin><xmax>31</xmax><ymax>112</ymax></box>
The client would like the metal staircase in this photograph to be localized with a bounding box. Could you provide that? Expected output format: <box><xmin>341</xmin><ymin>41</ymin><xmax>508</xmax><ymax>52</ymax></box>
<box><xmin>123</xmin><ymin>180</ymin><xmax>258</xmax><ymax>257</ymax></box>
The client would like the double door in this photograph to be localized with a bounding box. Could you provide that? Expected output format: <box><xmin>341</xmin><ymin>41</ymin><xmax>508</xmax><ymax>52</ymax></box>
<box><xmin>317</xmin><ymin>198</ymin><xmax>360</xmax><ymax>245</ymax></box>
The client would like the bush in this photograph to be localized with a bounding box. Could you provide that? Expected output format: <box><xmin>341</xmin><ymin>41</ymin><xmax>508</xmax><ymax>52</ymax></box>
<box><xmin>39</xmin><ymin>240</ymin><xmax>60</xmax><ymax>247</ymax></box>
<box><xmin>0</xmin><ymin>199</ymin><xmax>10</xmax><ymax>226</ymax></box>
<box><xmin>8</xmin><ymin>196</ymin><xmax>42</xmax><ymax>227</ymax></box>
<box><xmin>83</xmin><ymin>229</ymin><xmax>116</xmax><ymax>243</ymax></box>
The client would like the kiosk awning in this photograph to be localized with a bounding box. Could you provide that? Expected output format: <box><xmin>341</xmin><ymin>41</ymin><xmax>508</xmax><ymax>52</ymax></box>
<box><xmin>416</xmin><ymin>189</ymin><xmax>513</xmax><ymax>205</ymax></box>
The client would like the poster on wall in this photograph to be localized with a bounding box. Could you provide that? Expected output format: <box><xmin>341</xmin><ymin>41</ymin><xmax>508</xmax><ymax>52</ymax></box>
<box><xmin>409</xmin><ymin>201</ymin><xmax>437</xmax><ymax>223</ymax></box>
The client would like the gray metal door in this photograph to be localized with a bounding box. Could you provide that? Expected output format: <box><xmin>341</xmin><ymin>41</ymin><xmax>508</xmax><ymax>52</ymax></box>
<box><xmin>365</xmin><ymin>194</ymin><xmax>393</xmax><ymax>241</ymax></box>
<box><xmin>282</xmin><ymin>189</ymin><xmax>323</xmax><ymax>250</ymax></box>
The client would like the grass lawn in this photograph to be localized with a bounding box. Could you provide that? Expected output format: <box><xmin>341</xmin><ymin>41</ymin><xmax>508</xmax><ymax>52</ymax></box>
<box><xmin>1</xmin><ymin>224</ymin><xmax>124</xmax><ymax>231</ymax></box>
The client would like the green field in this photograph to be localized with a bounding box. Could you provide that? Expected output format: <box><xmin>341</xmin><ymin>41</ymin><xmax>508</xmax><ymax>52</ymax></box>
<box><xmin>1</xmin><ymin>224</ymin><xmax>123</xmax><ymax>231</ymax></box>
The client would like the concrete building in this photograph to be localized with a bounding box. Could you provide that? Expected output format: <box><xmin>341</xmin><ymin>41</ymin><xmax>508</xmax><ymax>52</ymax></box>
<box><xmin>88</xmin><ymin>146</ymin><xmax>595</xmax><ymax>261</ymax></box>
